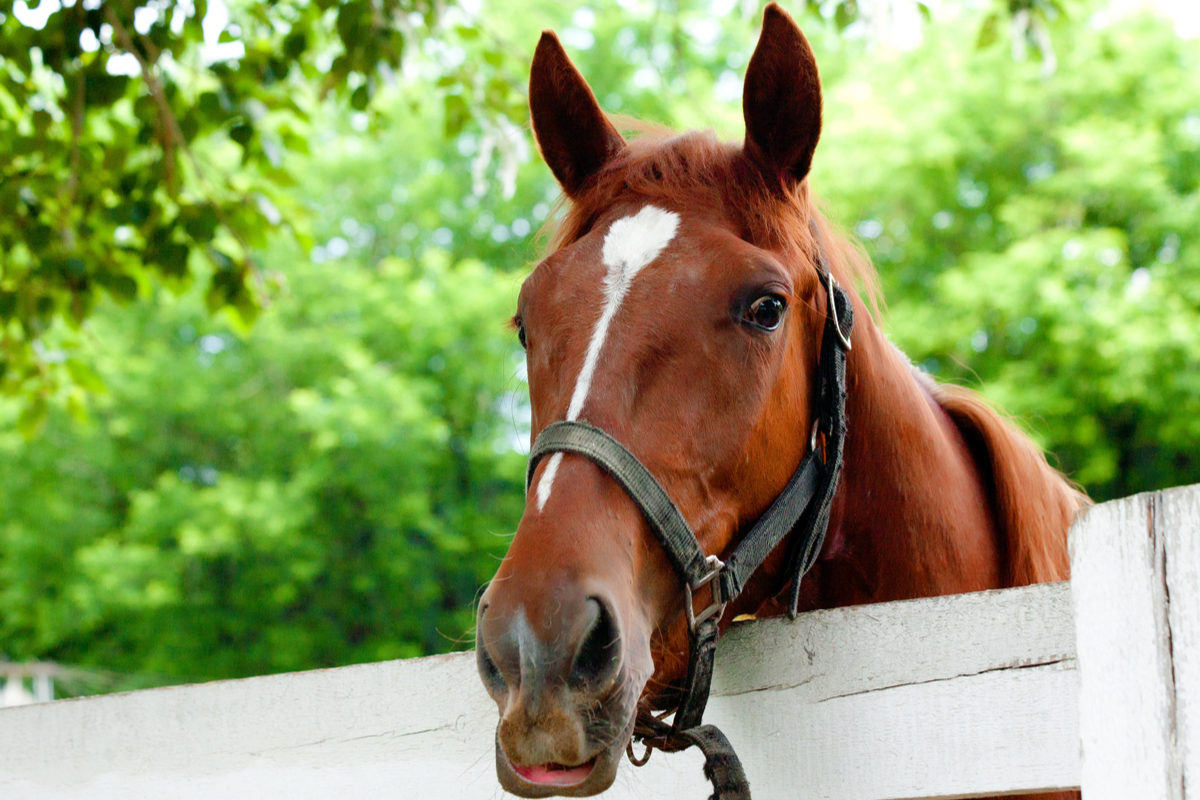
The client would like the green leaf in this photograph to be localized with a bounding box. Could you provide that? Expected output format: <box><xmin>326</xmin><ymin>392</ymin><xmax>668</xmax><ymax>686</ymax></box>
<box><xmin>105</xmin><ymin>274</ymin><xmax>139</xmax><ymax>302</ymax></box>
<box><xmin>443</xmin><ymin>94</ymin><xmax>469</xmax><ymax>138</ymax></box>
<box><xmin>834</xmin><ymin>1</ymin><xmax>857</xmax><ymax>30</ymax></box>
<box><xmin>977</xmin><ymin>12</ymin><xmax>1001</xmax><ymax>49</ymax></box>
<box><xmin>16</xmin><ymin>395</ymin><xmax>47</xmax><ymax>439</ymax></box>
<box><xmin>283</xmin><ymin>31</ymin><xmax>308</xmax><ymax>61</ymax></box>
<box><xmin>84</xmin><ymin>73</ymin><xmax>130</xmax><ymax>106</ymax></box>
<box><xmin>351</xmin><ymin>84</ymin><xmax>369</xmax><ymax>111</ymax></box>
<box><xmin>230</xmin><ymin>121</ymin><xmax>254</xmax><ymax>146</ymax></box>
<box><xmin>181</xmin><ymin>206</ymin><xmax>220</xmax><ymax>242</ymax></box>
<box><xmin>66</xmin><ymin>359</ymin><xmax>107</xmax><ymax>395</ymax></box>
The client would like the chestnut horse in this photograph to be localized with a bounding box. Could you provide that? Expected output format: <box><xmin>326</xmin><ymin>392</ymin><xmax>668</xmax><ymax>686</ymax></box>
<box><xmin>476</xmin><ymin>4</ymin><xmax>1085</xmax><ymax>798</ymax></box>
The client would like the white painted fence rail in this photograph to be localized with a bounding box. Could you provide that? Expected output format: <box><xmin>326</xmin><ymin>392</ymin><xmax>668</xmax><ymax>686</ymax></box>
<box><xmin>1</xmin><ymin>483</ymin><xmax>1197</xmax><ymax>800</ymax></box>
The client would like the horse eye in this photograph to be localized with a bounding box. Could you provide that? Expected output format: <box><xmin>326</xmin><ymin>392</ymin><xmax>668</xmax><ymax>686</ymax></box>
<box><xmin>515</xmin><ymin>317</ymin><xmax>528</xmax><ymax>349</ymax></box>
<box><xmin>745</xmin><ymin>294</ymin><xmax>787</xmax><ymax>331</ymax></box>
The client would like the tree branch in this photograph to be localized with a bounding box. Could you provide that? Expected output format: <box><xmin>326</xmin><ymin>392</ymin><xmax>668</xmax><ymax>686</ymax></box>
<box><xmin>104</xmin><ymin>3</ymin><xmax>260</xmax><ymax>287</ymax></box>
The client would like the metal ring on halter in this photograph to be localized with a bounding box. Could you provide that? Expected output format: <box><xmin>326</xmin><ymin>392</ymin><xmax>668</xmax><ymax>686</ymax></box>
<box><xmin>824</xmin><ymin>269</ymin><xmax>853</xmax><ymax>351</ymax></box>
<box><xmin>627</xmin><ymin>739</ymin><xmax>654</xmax><ymax>766</ymax></box>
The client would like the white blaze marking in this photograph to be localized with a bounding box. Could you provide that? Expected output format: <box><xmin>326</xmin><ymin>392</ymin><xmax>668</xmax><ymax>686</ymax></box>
<box><xmin>536</xmin><ymin>205</ymin><xmax>680</xmax><ymax>511</ymax></box>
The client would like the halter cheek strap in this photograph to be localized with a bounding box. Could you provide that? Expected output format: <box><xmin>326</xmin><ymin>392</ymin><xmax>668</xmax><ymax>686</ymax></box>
<box><xmin>524</xmin><ymin>245</ymin><xmax>854</xmax><ymax>800</ymax></box>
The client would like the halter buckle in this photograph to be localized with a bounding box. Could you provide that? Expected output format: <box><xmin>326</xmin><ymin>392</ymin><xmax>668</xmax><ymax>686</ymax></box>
<box><xmin>684</xmin><ymin>554</ymin><xmax>727</xmax><ymax>632</ymax></box>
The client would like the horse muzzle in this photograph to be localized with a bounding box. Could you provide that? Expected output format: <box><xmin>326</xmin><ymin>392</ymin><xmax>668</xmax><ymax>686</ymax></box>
<box><xmin>477</xmin><ymin>585</ymin><xmax>653</xmax><ymax>797</ymax></box>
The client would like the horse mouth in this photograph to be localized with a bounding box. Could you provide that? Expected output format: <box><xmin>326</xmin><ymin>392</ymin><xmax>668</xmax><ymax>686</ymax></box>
<box><xmin>497</xmin><ymin>742</ymin><xmax>622</xmax><ymax>797</ymax></box>
<box><xmin>512</xmin><ymin>758</ymin><xmax>598</xmax><ymax>786</ymax></box>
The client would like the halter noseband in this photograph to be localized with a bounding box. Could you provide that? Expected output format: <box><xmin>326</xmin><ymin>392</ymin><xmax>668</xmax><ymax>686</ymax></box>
<box><xmin>523</xmin><ymin>231</ymin><xmax>854</xmax><ymax>800</ymax></box>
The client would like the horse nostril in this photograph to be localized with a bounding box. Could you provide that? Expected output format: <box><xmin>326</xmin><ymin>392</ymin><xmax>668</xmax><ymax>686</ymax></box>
<box><xmin>477</xmin><ymin>641</ymin><xmax>506</xmax><ymax>695</ymax></box>
<box><xmin>476</xmin><ymin>608</ymin><xmax>507</xmax><ymax>696</ymax></box>
<box><xmin>569</xmin><ymin>597</ymin><xmax>622</xmax><ymax>689</ymax></box>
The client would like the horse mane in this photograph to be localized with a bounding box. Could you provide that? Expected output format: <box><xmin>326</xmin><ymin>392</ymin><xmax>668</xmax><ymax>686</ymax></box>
<box><xmin>931</xmin><ymin>383</ymin><xmax>1089</xmax><ymax>584</ymax></box>
<box><xmin>537</xmin><ymin>120</ymin><xmax>1085</xmax><ymax>586</ymax></box>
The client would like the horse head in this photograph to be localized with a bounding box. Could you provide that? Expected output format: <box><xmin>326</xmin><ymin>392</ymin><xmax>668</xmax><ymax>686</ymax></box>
<box><xmin>475</xmin><ymin>5</ymin><xmax>839</xmax><ymax>795</ymax></box>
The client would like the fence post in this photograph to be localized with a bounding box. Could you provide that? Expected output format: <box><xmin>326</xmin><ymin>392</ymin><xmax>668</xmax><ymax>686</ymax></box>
<box><xmin>1070</xmin><ymin>484</ymin><xmax>1200</xmax><ymax>799</ymax></box>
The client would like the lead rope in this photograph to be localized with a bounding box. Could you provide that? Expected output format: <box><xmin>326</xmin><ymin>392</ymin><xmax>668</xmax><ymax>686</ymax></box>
<box><xmin>632</xmin><ymin>714</ymin><xmax>750</xmax><ymax>800</ymax></box>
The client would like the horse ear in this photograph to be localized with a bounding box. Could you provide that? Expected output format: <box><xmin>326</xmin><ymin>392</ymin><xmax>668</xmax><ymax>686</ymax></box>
<box><xmin>742</xmin><ymin>3</ymin><xmax>822</xmax><ymax>186</ymax></box>
<box><xmin>529</xmin><ymin>32</ymin><xmax>625</xmax><ymax>198</ymax></box>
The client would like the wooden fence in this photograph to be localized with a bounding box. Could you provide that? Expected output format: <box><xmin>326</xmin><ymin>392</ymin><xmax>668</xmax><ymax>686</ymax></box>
<box><xmin>1</xmin><ymin>484</ymin><xmax>1197</xmax><ymax>799</ymax></box>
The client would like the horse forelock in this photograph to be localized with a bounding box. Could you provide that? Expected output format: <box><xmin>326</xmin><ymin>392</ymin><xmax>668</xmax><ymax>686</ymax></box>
<box><xmin>537</xmin><ymin>124</ymin><xmax>881</xmax><ymax>320</ymax></box>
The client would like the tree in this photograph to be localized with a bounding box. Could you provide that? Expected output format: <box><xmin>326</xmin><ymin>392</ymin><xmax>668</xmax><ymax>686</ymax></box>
<box><xmin>813</xmin><ymin>12</ymin><xmax>1200</xmax><ymax>500</ymax></box>
<box><xmin>0</xmin><ymin>77</ymin><xmax>533</xmax><ymax>685</ymax></box>
<box><xmin>0</xmin><ymin>247</ymin><xmax>526</xmax><ymax>684</ymax></box>
<box><xmin>0</xmin><ymin>0</ymin><xmax>1062</xmax><ymax>429</ymax></box>
<box><xmin>0</xmin><ymin>0</ymin><xmax>531</xmax><ymax>430</ymax></box>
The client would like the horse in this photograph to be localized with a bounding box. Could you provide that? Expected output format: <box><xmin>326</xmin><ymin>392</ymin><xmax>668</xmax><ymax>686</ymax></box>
<box><xmin>475</xmin><ymin>4</ymin><xmax>1086</xmax><ymax>798</ymax></box>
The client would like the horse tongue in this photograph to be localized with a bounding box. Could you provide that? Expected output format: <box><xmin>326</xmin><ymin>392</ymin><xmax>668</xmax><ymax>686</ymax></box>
<box><xmin>513</xmin><ymin>760</ymin><xmax>595</xmax><ymax>786</ymax></box>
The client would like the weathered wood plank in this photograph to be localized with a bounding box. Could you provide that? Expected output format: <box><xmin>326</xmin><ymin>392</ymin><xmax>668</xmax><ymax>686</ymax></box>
<box><xmin>0</xmin><ymin>582</ymin><xmax>1078</xmax><ymax>800</ymax></box>
<box><xmin>714</xmin><ymin>580</ymin><xmax>1075</xmax><ymax>702</ymax></box>
<box><xmin>1070</xmin><ymin>487</ymin><xmax>1196</xmax><ymax>800</ymax></box>
<box><xmin>711</xmin><ymin>662</ymin><xmax>1078</xmax><ymax>800</ymax></box>
<box><xmin>709</xmin><ymin>582</ymin><xmax>1079</xmax><ymax>799</ymax></box>
<box><xmin>1163</xmin><ymin>486</ymin><xmax>1200</xmax><ymax>798</ymax></box>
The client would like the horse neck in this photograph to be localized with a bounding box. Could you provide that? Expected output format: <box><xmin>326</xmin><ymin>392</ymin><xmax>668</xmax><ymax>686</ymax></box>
<box><xmin>808</xmin><ymin>306</ymin><xmax>1008</xmax><ymax>608</ymax></box>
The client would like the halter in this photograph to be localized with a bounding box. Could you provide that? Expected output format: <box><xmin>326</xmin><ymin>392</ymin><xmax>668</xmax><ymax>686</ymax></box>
<box><xmin>524</xmin><ymin>232</ymin><xmax>854</xmax><ymax>800</ymax></box>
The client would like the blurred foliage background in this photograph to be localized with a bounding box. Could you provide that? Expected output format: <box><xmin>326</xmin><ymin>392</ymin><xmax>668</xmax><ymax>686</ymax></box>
<box><xmin>0</xmin><ymin>0</ymin><xmax>1197</xmax><ymax>692</ymax></box>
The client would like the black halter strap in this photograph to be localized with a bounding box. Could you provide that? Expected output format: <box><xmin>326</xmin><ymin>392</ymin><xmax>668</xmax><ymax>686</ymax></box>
<box><xmin>524</xmin><ymin>236</ymin><xmax>854</xmax><ymax>800</ymax></box>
